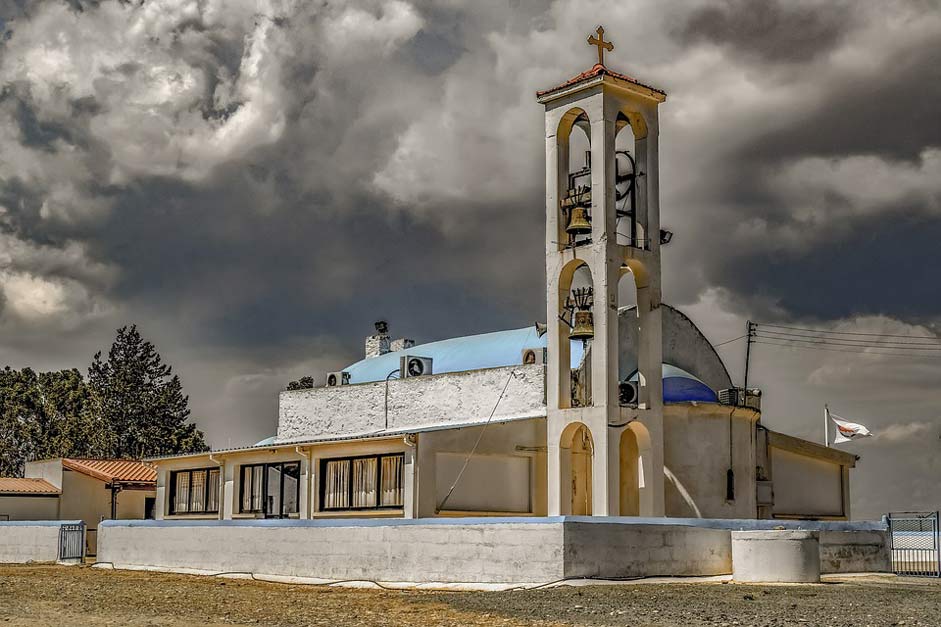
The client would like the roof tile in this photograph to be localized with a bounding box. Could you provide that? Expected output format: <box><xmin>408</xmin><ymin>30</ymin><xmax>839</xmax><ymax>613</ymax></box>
<box><xmin>62</xmin><ymin>458</ymin><xmax>156</xmax><ymax>484</ymax></box>
<box><xmin>536</xmin><ymin>63</ymin><xmax>666</xmax><ymax>99</ymax></box>
<box><xmin>0</xmin><ymin>478</ymin><xmax>60</xmax><ymax>495</ymax></box>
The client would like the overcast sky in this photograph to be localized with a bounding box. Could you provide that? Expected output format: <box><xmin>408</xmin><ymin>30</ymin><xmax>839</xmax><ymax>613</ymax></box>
<box><xmin>1</xmin><ymin>0</ymin><xmax>939</xmax><ymax>519</ymax></box>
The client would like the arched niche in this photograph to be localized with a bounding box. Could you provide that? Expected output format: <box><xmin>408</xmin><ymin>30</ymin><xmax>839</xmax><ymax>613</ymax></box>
<box><xmin>619</xmin><ymin>422</ymin><xmax>652</xmax><ymax>516</ymax></box>
<box><xmin>556</xmin><ymin>259</ymin><xmax>594</xmax><ymax>409</ymax></box>
<box><xmin>556</xmin><ymin>107</ymin><xmax>592</xmax><ymax>250</ymax></box>
<box><xmin>560</xmin><ymin>422</ymin><xmax>594</xmax><ymax>516</ymax></box>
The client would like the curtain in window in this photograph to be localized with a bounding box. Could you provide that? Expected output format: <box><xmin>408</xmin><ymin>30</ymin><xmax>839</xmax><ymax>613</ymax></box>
<box><xmin>352</xmin><ymin>458</ymin><xmax>377</xmax><ymax>508</ymax></box>
<box><xmin>251</xmin><ymin>465</ymin><xmax>264</xmax><ymax>511</ymax></box>
<box><xmin>207</xmin><ymin>469</ymin><xmax>220</xmax><ymax>512</ymax></box>
<box><xmin>380</xmin><ymin>455</ymin><xmax>404</xmax><ymax>507</ymax></box>
<box><xmin>174</xmin><ymin>472</ymin><xmax>190</xmax><ymax>513</ymax></box>
<box><xmin>324</xmin><ymin>460</ymin><xmax>350</xmax><ymax>509</ymax></box>
<box><xmin>189</xmin><ymin>470</ymin><xmax>206</xmax><ymax>512</ymax></box>
<box><xmin>241</xmin><ymin>466</ymin><xmax>252</xmax><ymax>512</ymax></box>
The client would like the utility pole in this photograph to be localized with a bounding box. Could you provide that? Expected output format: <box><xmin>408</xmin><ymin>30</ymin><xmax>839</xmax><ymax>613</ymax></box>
<box><xmin>743</xmin><ymin>320</ymin><xmax>755</xmax><ymax>390</ymax></box>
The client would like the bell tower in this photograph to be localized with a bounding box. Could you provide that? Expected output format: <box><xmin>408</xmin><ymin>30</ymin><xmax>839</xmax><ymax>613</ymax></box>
<box><xmin>537</xmin><ymin>27</ymin><xmax>667</xmax><ymax>516</ymax></box>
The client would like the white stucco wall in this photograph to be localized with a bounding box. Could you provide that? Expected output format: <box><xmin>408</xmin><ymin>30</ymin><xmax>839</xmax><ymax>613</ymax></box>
<box><xmin>51</xmin><ymin>469</ymin><xmax>151</xmax><ymax>532</ymax></box>
<box><xmin>0</xmin><ymin>496</ymin><xmax>60</xmax><ymax>522</ymax></box>
<box><xmin>662</xmin><ymin>405</ymin><xmax>759</xmax><ymax>519</ymax></box>
<box><xmin>24</xmin><ymin>460</ymin><xmax>64</xmax><ymax>489</ymax></box>
<box><xmin>771</xmin><ymin>448</ymin><xmax>845</xmax><ymax>518</ymax></box>
<box><xmin>819</xmin><ymin>530</ymin><xmax>891</xmax><ymax>573</ymax></box>
<box><xmin>99</xmin><ymin>519</ymin><xmax>566</xmax><ymax>584</ymax></box>
<box><xmin>564</xmin><ymin>521</ymin><xmax>732</xmax><ymax>577</ymax></box>
<box><xmin>277</xmin><ymin>365</ymin><xmax>545</xmax><ymax>443</ymax></box>
<box><xmin>96</xmin><ymin>517</ymin><xmax>889</xmax><ymax>584</ymax></box>
<box><xmin>0</xmin><ymin>522</ymin><xmax>71</xmax><ymax>563</ymax></box>
<box><xmin>417</xmin><ymin>419</ymin><xmax>548</xmax><ymax>517</ymax></box>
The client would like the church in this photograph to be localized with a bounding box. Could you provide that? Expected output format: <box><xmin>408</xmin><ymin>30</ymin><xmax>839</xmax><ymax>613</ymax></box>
<box><xmin>149</xmin><ymin>29</ymin><xmax>856</xmax><ymax>525</ymax></box>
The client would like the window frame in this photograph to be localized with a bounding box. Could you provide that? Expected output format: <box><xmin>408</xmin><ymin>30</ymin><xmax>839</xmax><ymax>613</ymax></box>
<box><xmin>238</xmin><ymin>461</ymin><xmax>301</xmax><ymax>518</ymax></box>
<box><xmin>318</xmin><ymin>453</ymin><xmax>405</xmax><ymax>512</ymax></box>
<box><xmin>168</xmin><ymin>467</ymin><xmax>220</xmax><ymax>515</ymax></box>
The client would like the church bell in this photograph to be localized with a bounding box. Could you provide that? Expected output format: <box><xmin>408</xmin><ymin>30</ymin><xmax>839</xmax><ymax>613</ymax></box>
<box><xmin>569</xmin><ymin>310</ymin><xmax>595</xmax><ymax>341</ymax></box>
<box><xmin>566</xmin><ymin>205</ymin><xmax>592</xmax><ymax>235</ymax></box>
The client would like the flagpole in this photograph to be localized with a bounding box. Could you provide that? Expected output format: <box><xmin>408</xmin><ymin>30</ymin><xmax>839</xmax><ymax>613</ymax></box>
<box><xmin>824</xmin><ymin>404</ymin><xmax>829</xmax><ymax>447</ymax></box>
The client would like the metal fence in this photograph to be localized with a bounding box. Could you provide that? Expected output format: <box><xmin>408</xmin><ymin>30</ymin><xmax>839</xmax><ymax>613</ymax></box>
<box><xmin>888</xmin><ymin>511</ymin><xmax>940</xmax><ymax>577</ymax></box>
<box><xmin>58</xmin><ymin>522</ymin><xmax>85</xmax><ymax>561</ymax></box>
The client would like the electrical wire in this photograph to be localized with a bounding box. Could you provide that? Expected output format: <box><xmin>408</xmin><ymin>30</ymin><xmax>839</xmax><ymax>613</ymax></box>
<box><xmin>757</xmin><ymin>322</ymin><xmax>941</xmax><ymax>340</ymax></box>
<box><xmin>712</xmin><ymin>333</ymin><xmax>748</xmax><ymax>348</ymax></box>
<box><xmin>753</xmin><ymin>333</ymin><xmax>941</xmax><ymax>352</ymax></box>
<box><xmin>752</xmin><ymin>339</ymin><xmax>941</xmax><ymax>359</ymax></box>
<box><xmin>755</xmin><ymin>329</ymin><xmax>941</xmax><ymax>348</ymax></box>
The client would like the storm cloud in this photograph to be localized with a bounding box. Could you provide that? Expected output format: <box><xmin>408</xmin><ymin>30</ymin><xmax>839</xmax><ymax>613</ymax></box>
<box><xmin>1</xmin><ymin>0</ymin><xmax>939</xmax><ymax>517</ymax></box>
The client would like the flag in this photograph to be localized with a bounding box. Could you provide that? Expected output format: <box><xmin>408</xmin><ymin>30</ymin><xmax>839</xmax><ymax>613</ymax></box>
<box><xmin>827</xmin><ymin>407</ymin><xmax>872</xmax><ymax>443</ymax></box>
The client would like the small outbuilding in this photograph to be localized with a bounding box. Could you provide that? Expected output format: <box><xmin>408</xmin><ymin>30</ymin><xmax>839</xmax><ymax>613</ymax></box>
<box><xmin>0</xmin><ymin>458</ymin><xmax>157</xmax><ymax>554</ymax></box>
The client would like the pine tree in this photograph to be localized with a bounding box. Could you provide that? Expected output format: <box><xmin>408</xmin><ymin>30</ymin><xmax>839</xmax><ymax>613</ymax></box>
<box><xmin>87</xmin><ymin>325</ymin><xmax>208</xmax><ymax>458</ymax></box>
<box><xmin>0</xmin><ymin>367</ymin><xmax>98</xmax><ymax>476</ymax></box>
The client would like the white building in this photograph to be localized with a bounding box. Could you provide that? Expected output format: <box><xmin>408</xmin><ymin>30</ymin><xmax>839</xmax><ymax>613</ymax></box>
<box><xmin>150</xmin><ymin>47</ymin><xmax>856</xmax><ymax>525</ymax></box>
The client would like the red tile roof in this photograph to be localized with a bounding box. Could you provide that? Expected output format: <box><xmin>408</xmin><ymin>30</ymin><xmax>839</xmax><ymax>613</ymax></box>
<box><xmin>537</xmin><ymin>63</ymin><xmax>666</xmax><ymax>99</ymax></box>
<box><xmin>0</xmin><ymin>477</ymin><xmax>60</xmax><ymax>495</ymax></box>
<box><xmin>62</xmin><ymin>458</ymin><xmax>156</xmax><ymax>484</ymax></box>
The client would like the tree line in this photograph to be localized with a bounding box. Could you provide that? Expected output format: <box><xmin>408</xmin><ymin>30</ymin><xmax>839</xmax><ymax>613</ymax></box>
<box><xmin>0</xmin><ymin>325</ymin><xmax>208</xmax><ymax>476</ymax></box>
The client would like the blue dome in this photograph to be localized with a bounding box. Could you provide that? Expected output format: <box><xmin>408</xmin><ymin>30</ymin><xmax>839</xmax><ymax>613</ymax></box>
<box><xmin>253</xmin><ymin>435</ymin><xmax>278</xmax><ymax>447</ymax></box>
<box><xmin>629</xmin><ymin>364</ymin><xmax>718</xmax><ymax>403</ymax></box>
<box><xmin>344</xmin><ymin>327</ymin><xmax>584</xmax><ymax>384</ymax></box>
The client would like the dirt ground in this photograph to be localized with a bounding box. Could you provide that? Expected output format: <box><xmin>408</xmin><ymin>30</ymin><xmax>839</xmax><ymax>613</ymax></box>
<box><xmin>0</xmin><ymin>565</ymin><xmax>939</xmax><ymax>627</ymax></box>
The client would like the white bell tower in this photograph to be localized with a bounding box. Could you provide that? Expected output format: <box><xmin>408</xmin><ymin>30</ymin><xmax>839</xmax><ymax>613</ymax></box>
<box><xmin>537</xmin><ymin>27</ymin><xmax>667</xmax><ymax>517</ymax></box>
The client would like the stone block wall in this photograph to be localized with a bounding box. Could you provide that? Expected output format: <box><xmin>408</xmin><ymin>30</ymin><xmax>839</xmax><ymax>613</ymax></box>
<box><xmin>278</xmin><ymin>366</ymin><xmax>546</xmax><ymax>442</ymax></box>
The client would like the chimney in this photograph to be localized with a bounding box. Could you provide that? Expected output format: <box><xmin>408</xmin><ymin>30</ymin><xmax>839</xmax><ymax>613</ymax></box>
<box><xmin>365</xmin><ymin>320</ymin><xmax>391</xmax><ymax>359</ymax></box>
<box><xmin>390</xmin><ymin>338</ymin><xmax>415</xmax><ymax>352</ymax></box>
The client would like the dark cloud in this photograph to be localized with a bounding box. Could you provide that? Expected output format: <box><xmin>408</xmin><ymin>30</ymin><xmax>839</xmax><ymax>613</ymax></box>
<box><xmin>675</xmin><ymin>0</ymin><xmax>854</xmax><ymax>63</ymax></box>
<box><xmin>744</xmin><ymin>42</ymin><xmax>941</xmax><ymax>163</ymax></box>
<box><xmin>1</xmin><ymin>0</ymin><xmax>940</xmax><ymax>517</ymax></box>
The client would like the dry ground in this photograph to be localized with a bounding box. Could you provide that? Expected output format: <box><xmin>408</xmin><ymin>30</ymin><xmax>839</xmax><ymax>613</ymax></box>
<box><xmin>0</xmin><ymin>564</ymin><xmax>939</xmax><ymax>627</ymax></box>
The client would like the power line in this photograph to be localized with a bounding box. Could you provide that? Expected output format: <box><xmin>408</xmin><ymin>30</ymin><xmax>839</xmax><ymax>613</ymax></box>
<box><xmin>754</xmin><ymin>333</ymin><xmax>941</xmax><ymax>352</ymax></box>
<box><xmin>753</xmin><ymin>339</ymin><xmax>941</xmax><ymax>359</ymax></box>
<box><xmin>755</xmin><ymin>329</ymin><xmax>941</xmax><ymax>349</ymax></box>
<box><xmin>757</xmin><ymin>322</ymin><xmax>941</xmax><ymax>341</ymax></box>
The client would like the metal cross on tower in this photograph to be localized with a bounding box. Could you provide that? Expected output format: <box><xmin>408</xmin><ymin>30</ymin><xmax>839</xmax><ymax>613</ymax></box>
<box><xmin>587</xmin><ymin>25</ymin><xmax>614</xmax><ymax>65</ymax></box>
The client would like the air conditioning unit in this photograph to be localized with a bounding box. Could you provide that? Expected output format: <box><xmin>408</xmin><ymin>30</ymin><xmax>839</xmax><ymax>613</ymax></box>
<box><xmin>521</xmin><ymin>347</ymin><xmax>546</xmax><ymax>365</ymax></box>
<box><xmin>325</xmin><ymin>371</ymin><xmax>350</xmax><ymax>387</ymax></box>
<box><xmin>719</xmin><ymin>387</ymin><xmax>761</xmax><ymax>410</ymax></box>
<box><xmin>400</xmin><ymin>355</ymin><xmax>433</xmax><ymax>378</ymax></box>
<box><xmin>618</xmin><ymin>380</ymin><xmax>639</xmax><ymax>406</ymax></box>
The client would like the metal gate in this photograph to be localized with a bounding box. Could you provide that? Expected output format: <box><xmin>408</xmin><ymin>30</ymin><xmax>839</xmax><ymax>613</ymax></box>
<box><xmin>58</xmin><ymin>522</ymin><xmax>85</xmax><ymax>561</ymax></box>
<box><xmin>888</xmin><ymin>511</ymin><xmax>940</xmax><ymax>577</ymax></box>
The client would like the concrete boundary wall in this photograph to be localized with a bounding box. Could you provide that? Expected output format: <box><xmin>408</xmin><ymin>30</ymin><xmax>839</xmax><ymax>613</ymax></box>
<box><xmin>98</xmin><ymin>517</ymin><xmax>889</xmax><ymax>585</ymax></box>
<box><xmin>0</xmin><ymin>520</ymin><xmax>81</xmax><ymax>564</ymax></box>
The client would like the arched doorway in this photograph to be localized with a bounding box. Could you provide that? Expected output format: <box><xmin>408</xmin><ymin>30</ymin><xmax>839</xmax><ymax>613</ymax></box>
<box><xmin>561</xmin><ymin>422</ymin><xmax>593</xmax><ymax>515</ymax></box>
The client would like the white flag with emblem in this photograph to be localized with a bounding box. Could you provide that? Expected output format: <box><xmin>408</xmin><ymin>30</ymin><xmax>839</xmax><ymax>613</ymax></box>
<box><xmin>827</xmin><ymin>407</ymin><xmax>872</xmax><ymax>444</ymax></box>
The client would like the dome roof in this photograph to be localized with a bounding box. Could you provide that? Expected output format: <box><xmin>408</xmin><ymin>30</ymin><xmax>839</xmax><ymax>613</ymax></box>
<box><xmin>629</xmin><ymin>364</ymin><xmax>718</xmax><ymax>404</ymax></box>
<box><xmin>342</xmin><ymin>328</ymin><xmax>717</xmax><ymax>403</ymax></box>
<box><xmin>344</xmin><ymin>327</ymin><xmax>584</xmax><ymax>384</ymax></box>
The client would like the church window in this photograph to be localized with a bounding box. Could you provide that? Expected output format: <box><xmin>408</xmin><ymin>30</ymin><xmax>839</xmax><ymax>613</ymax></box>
<box><xmin>169</xmin><ymin>468</ymin><xmax>220</xmax><ymax>515</ymax></box>
<box><xmin>320</xmin><ymin>453</ymin><xmax>404</xmax><ymax>511</ymax></box>
<box><xmin>239</xmin><ymin>462</ymin><xmax>300</xmax><ymax>518</ymax></box>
